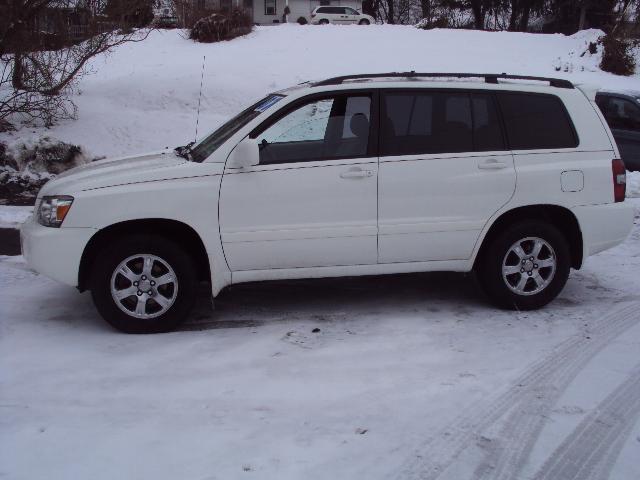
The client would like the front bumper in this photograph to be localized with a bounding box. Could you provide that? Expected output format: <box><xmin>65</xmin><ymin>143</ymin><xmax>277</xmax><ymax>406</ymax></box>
<box><xmin>572</xmin><ymin>201</ymin><xmax>635</xmax><ymax>258</ymax></box>
<box><xmin>20</xmin><ymin>216</ymin><xmax>96</xmax><ymax>287</ymax></box>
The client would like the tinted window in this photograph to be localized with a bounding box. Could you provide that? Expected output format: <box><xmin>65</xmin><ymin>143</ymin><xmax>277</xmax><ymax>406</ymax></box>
<box><xmin>497</xmin><ymin>92</ymin><xmax>577</xmax><ymax>150</ymax></box>
<box><xmin>346</xmin><ymin>7</ymin><xmax>358</xmax><ymax>14</ymax></box>
<box><xmin>318</xmin><ymin>7</ymin><xmax>343</xmax><ymax>13</ymax></box>
<box><xmin>472</xmin><ymin>94</ymin><xmax>504</xmax><ymax>151</ymax></box>
<box><xmin>601</xmin><ymin>96</ymin><xmax>640</xmax><ymax>132</ymax></box>
<box><xmin>257</xmin><ymin>94</ymin><xmax>372</xmax><ymax>164</ymax></box>
<box><xmin>381</xmin><ymin>92</ymin><xmax>473</xmax><ymax>156</ymax></box>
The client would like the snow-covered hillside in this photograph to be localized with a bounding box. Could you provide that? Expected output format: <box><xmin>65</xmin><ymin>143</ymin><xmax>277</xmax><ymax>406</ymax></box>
<box><xmin>2</xmin><ymin>25</ymin><xmax>639</xmax><ymax>158</ymax></box>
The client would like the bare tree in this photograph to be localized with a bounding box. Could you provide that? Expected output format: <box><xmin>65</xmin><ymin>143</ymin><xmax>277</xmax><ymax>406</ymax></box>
<box><xmin>0</xmin><ymin>0</ymin><xmax>153</xmax><ymax>128</ymax></box>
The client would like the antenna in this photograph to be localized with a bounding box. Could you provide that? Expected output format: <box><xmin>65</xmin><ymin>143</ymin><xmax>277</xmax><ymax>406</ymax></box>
<box><xmin>194</xmin><ymin>55</ymin><xmax>206</xmax><ymax>143</ymax></box>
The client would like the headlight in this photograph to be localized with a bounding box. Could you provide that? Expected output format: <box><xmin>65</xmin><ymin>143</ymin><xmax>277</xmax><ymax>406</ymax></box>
<box><xmin>37</xmin><ymin>196</ymin><xmax>74</xmax><ymax>227</ymax></box>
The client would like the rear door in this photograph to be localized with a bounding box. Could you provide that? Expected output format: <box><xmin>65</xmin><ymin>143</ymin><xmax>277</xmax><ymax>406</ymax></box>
<box><xmin>219</xmin><ymin>91</ymin><xmax>379</xmax><ymax>271</ymax></box>
<box><xmin>378</xmin><ymin>90</ymin><xmax>516</xmax><ymax>263</ymax></box>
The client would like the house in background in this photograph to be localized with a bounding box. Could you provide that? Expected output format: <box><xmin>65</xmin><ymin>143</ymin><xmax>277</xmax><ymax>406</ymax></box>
<box><xmin>184</xmin><ymin>0</ymin><xmax>364</xmax><ymax>25</ymax></box>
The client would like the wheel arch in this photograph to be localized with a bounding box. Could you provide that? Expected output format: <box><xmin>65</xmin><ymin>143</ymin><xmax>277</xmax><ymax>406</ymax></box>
<box><xmin>474</xmin><ymin>205</ymin><xmax>584</xmax><ymax>271</ymax></box>
<box><xmin>78</xmin><ymin>218</ymin><xmax>211</xmax><ymax>292</ymax></box>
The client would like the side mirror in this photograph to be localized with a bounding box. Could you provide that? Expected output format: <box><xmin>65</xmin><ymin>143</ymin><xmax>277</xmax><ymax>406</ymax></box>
<box><xmin>227</xmin><ymin>137</ymin><xmax>259</xmax><ymax>169</ymax></box>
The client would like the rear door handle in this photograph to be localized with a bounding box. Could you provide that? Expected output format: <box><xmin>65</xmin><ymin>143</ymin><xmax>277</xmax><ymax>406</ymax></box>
<box><xmin>478</xmin><ymin>159</ymin><xmax>508</xmax><ymax>170</ymax></box>
<box><xmin>340</xmin><ymin>168</ymin><xmax>374</xmax><ymax>179</ymax></box>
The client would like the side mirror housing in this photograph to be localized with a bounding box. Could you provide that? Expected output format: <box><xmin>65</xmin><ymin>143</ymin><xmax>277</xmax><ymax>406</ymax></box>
<box><xmin>227</xmin><ymin>137</ymin><xmax>259</xmax><ymax>169</ymax></box>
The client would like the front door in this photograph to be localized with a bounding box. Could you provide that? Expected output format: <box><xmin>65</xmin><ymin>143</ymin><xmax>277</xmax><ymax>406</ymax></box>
<box><xmin>378</xmin><ymin>90</ymin><xmax>516</xmax><ymax>263</ymax></box>
<box><xmin>219</xmin><ymin>91</ymin><xmax>379</xmax><ymax>271</ymax></box>
<box><xmin>344</xmin><ymin>7</ymin><xmax>361</xmax><ymax>23</ymax></box>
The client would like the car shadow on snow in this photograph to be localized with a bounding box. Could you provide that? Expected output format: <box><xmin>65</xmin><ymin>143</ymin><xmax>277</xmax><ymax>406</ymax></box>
<box><xmin>182</xmin><ymin>271</ymin><xmax>489</xmax><ymax>331</ymax></box>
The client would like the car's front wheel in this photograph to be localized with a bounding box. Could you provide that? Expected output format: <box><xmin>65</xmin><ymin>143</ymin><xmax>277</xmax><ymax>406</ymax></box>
<box><xmin>477</xmin><ymin>221</ymin><xmax>570</xmax><ymax>310</ymax></box>
<box><xmin>90</xmin><ymin>235</ymin><xmax>197</xmax><ymax>333</ymax></box>
<box><xmin>319</xmin><ymin>19</ymin><xmax>330</xmax><ymax>25</ymax></box>
<box><xmin>359</xmin><ymin>19</ymin><xmax>370</xmax><ymax>25</ymax></box>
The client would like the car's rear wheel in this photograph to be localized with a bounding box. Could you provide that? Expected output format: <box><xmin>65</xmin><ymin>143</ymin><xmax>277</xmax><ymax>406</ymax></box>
<box><xmin>359</xmin><ymin>19</ymin><xmax>370</xmax><ymax>25</ymax></box>
<box><xmin>90</xmin><ymin>235</ymin><xmax>197</xmax><ymax>333</ymax></box>
<box><xmin>477</xmin><ymin>221</ymin><xmax>570</xmax><ymax>310</ymax></box>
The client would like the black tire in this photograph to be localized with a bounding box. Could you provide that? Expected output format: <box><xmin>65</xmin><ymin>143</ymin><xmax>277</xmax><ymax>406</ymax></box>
<box><xmin>359</xmin><ymin>19</ymin><xmax>370</xmax><ymax>25</ymax></box>
<box><xmin>319</xmin><ymin>19</ymin><xmax>329</xmax><ymax>25</ymax></box>
<box><xmin>477</xmin><ymin>220</ymin><xmax>570</xmax><ymax>310</ymax></box>
<box><xmin>90</xmin><ymin>235</ymin><xmax>197</xmax><ymax>333</ymax></box>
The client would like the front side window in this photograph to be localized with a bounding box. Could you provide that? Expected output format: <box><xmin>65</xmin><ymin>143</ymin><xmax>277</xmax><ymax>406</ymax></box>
<box><xmin>497</xmin><ymin>92</ymin><xmax>578</xmax><ymax>150</ymax></box>
<box><xmin>603</xmin><ymin>97</ymin><xmax>640</xmax><ymax>132</ymax></box>
<box><xmin>190</xmin><ymin>94</ymin><xmax>284</xmax><ymax>162</ymax></box>
<box><xmin>381</xmin><ymin>92</ymin><xmax>473</xmax><ymax>156</ymax></box>
<box><xmin>256</xmin><ymin>93</ymin><xmax>372</xmax><ymax>164</ymax></box>
<box><xmin>346</xmin><ymin>7</ymin><xmax>359</xmax><ymax>14</ymax></box>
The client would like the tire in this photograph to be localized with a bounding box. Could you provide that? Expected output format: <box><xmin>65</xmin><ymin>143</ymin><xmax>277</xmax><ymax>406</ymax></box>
<box><xmin>319</xmin><ymin>19</ymin><xmax>329</xmax><ymax>25</ymax></box>
<box><xmin>90</xmin><ymin>235</ymin><xmax>197</xmax><ymax>333</ymax></box>
<box><xmin>359</xmin><ymin>19</ymin><xmax>370</xmax><ymax>25</ymax></box>
<box><xmin>477</xmin><ymin>220</ymin><xmax>570</xmax><ymax>310</ymax></box>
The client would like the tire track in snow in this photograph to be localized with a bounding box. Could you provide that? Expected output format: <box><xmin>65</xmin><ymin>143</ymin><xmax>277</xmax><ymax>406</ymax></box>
<box><xmin>397</xmin><ymin>302</ymin><xmax>640</xmax><ymax>480</ymax></box>
<box><xmin>532</xmin><ymin>364</ymin><xmax>640</xmax><ymax>480</ymax></box>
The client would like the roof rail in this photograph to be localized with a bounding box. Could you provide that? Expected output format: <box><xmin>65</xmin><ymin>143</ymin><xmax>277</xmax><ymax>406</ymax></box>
<box><xmin>314</xmin><ymin>72</ymin><xmax>574</xmax><ymax>89</ymax></box>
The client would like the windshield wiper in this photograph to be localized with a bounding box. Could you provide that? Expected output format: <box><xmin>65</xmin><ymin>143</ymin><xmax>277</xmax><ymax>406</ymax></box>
<box><xmin>174</xmin><ymin>141</ymin><xmax>195</xmax><ymax>160</ymax></box>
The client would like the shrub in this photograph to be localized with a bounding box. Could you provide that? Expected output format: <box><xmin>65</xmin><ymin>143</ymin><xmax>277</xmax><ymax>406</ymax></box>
<box><xmin>189</xmin><ymin>10</ymin><xmax>252</xmax><ymax>43</ymax></box>
<box><xmin>0</xmin><ymin>137</ymin><xmax>89</xmax><ymax>204</ymax></box>
<box><xmin>297</xmin><ymin>16</ymin><xmax>308</xmax><ymax>25</ymax></box>
<box><xmin>600</xmin><ymin>34</ymin><xmax>636</xmax><ymax>76</ymax></box>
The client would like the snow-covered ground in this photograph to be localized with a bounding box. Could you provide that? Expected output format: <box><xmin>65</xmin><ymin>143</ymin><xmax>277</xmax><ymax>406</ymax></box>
<box><xmin>0</xmin><ymin>205</ymin><xmax>33</xmax><ymax>228</ymax></box>
<box><xmin>1</xmin><ymin>198</ymin><xmax>639</xmax><ymax>480</ymax></box>
<box><xmin>2</xmin><ymin>25</ymin><xmax>640</xmax><ymax>480</ymax></box>
<box><xmin>2</xmin><ymin>25</ymin><xmax>640</xmax><ymax>159</ymax></box>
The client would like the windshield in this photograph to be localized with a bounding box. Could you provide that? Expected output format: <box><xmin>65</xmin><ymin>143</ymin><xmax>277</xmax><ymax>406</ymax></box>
<box><xmin>189</xmin><ymin>94</ymin><xmax>285</xmax><ymax>162</ymax></box>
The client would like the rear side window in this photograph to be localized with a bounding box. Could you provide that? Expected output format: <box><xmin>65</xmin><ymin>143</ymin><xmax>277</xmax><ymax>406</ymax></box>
<box><xmin>497</xmin><ymin>92</ymin><xmax>578</xmax><ymax>150</ymax></box>
<box><xmin>381</xmin><ymin>92</ymin><xmax>474</xmax><ymax>156</ymax></box>
<box><xmin>471</xmin><ymin>94</ymin><xmax>505</xmax><ymax>151</ymax></box>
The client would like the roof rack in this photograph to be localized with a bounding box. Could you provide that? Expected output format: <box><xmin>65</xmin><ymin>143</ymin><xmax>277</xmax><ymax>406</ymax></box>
<box><xmin>314</xmin><ymin>72</ymin><xmax>574</xmax><ymax>89</ymax></box>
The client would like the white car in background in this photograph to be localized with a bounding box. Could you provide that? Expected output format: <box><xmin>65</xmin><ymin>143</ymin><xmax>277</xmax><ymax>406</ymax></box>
<box><xmin>310</xmin><ymin>6</ymin><xmax>374</xmax><ymax>25</ymax></box>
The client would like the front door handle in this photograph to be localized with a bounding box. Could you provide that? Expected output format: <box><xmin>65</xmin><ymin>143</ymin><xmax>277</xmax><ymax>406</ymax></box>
<box><xmin>340</xmin><ymin>168</ymin><xmax>374</xmax><ymax>179</ymax></box>
<box><xmin>478</xmin><ymin>159</ymin><xmax>508</xmax><ymax>170</ymax></box>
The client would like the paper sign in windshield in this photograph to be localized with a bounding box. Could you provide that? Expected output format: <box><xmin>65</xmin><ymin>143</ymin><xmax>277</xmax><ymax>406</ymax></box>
<box><xmin>255</xmin><ymin>95</ymin><xmax>284</xmax><ymax>112</ymax></box>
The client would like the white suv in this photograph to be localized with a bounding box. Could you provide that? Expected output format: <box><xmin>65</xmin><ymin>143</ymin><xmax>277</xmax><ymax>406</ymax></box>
<box><xmin>310</xmin><ymin>6</ymin><xmax>374</xmax><ymax>25</ymax></box>
<box><xmin>21</xmin><ymin>72</ymin><xmax>634</xmax><ymax>333</ymax></box>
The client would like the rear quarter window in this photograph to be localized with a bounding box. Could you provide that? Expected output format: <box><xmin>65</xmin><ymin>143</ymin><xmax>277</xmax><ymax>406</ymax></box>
<box><xmin>497</xmin><ymin>92</ymin><xmax>578</xmax><ymax>150</ymax></box>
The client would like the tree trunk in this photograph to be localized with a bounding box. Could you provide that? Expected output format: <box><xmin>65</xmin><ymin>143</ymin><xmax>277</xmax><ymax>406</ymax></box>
<box><xmin>11</xmin><ymin>54</ymin><xmax>26</xmax><ymax>90</ymax></box>
<box><xmin>387</xmin><ymin>0</ymin><xmax>394</xmax><ymax>24</ymax></box>
<box><xmin>518</xmin><ymin>2</ymin><xmax>531</xmax><ymax>31</ymax></box>
<box><xmin>578</xmin><ymin>4</ymin><xmax>587</xmax><ymax>31</ymax></box>
<box><xmin>508</xmin><ymin>0</ymin><xmax>520</xmax><ymax>31</ymax></box>
<box><xmin>421</xmin><ymin>0</ymin><xmax>431</xmax><ymax>22</ymax></box>
<box><xmin>470</xmin><ymin>0</ymin><xmax>485</xmax><ymax>29</ymax></box>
